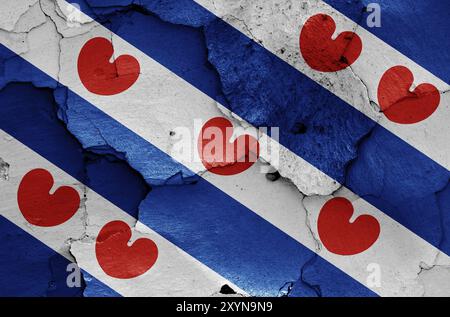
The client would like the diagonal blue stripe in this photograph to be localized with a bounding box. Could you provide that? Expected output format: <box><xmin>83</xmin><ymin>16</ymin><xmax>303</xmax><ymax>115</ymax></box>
<box><xmin>70</xmin><ymin>0</ymin><xmax>449</xmax><ymax>255</ymax></box>
<box><xmin>0</xmin><ymin>44</ymin><xmax>375</xmax><ymax>297</ymax></box>
<box><xmin>0</xmin><ymin>216</ymin><xmax>120</xmax><ymax>297</ymax></box>
<box><xmin>323</xmin><ymin>0</ymin><xmax>450</xmax><ymax>84</ymax></box>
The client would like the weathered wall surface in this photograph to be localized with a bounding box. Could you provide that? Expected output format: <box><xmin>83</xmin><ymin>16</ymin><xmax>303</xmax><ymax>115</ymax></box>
<box><xmin>0</xmin><ymin>0</ymin><xmax>449</xmax><ymax>296</ymax></box>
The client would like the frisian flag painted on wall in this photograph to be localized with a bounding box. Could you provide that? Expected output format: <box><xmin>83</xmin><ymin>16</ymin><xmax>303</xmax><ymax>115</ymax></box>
<box><xmin>0</xmin><ymin>0</ymin><xmax>448</xmax><ymax>297</ymax></box>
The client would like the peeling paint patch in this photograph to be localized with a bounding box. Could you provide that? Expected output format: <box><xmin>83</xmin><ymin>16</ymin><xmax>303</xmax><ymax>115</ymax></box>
<box><xmin>0</xmin><ymin>82</ymin><xmax>142</xmax><ymax>295</ymax></box>
<box><xmin>0</xmin><ymin>158</ymin><xmax>9</xmax><ymax>180</ymax></box>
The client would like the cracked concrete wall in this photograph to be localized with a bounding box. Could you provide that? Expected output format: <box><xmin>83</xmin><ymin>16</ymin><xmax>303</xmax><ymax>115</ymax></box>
<box><xmin>0</xmin><ymin>0</ymin><xmax>449</xmax><ymax>297</ymax></box>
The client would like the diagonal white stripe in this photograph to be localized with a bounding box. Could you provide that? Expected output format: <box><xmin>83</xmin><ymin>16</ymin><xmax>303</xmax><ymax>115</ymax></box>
<box><xmin>195</xmin><ymin>0</ymin><xmax>450</xmax><ymax>171</ymax></box>
<box><xmin>0</xmin><ymin>130</ymin><xmax>244</xmax><ymax>297</ymax></box>
<box><xmin>0</xmin><ymin>0</ymin><xmax>448</xmax><ymax>296</ymax></box>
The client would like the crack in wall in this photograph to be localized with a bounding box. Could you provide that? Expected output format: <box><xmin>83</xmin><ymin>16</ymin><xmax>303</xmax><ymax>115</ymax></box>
<box><xmin>2</xmin><ymin>0</ymin><xmax>448</xmax><ymax>297</ymax></box>
<box><xmin>4</xmin><ymin>0</ymin><xmax>371</xmax><ymax>297</ymax></box>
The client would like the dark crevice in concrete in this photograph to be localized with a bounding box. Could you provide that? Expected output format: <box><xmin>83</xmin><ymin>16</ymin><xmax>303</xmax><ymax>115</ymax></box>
<box><xmin>219</xmin><ymin>284</ymin><xmax>237</xmax><ymax>295</ymax></box>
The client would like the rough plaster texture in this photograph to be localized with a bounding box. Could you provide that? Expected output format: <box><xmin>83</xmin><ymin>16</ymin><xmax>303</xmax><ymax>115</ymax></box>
<box><xmin>0</xmin><ymin>0</ymin><xmax>448</xmax><ymax>296</ymax></box>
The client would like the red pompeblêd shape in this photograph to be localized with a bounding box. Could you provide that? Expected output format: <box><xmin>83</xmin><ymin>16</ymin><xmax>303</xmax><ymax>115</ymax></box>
<box><xmin>377</xmin><ymin>66</ymin><xmax>440</xmax><ymax>124</ymax></box>
<box><xmin>198</xmin><ymin>117</ymin><xmax>260</xmax><ymax>176</ymax></box>
<box><xmin>17</xmin><ymin>168</ymin><xmax>80</xmax><ymax>227</ymax></box>
<box><xmin>96</xmin><ymin>220</ymin><xmax>158</xmax><ymax>279</ymax></box>
<box><xmin>300</xmin><ymin>14</ymin><xmax>362</xmax><ymax>72</ymax></box>
<box><xmin>318</xmin><ymin>197</ymin><xmax>380</xmax><ymax>256</ymax></box>
<box><xmin>77</xmin><ymin>37</ymin><xmax>140</xmax><ymax>96</ymax></box>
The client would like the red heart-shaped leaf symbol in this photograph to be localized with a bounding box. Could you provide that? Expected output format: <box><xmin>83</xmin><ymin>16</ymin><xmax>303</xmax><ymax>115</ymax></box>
<box><xmin>96</xmin><ymin>220</ymin><xmax>158</xmax><ymax>279</ymax></box>
<box><xmin>198</xmin><ymin>117</ymin><xmax>259</xmax><ymax>176</ymax></box>
<box><xmin>318</xmin><ymin>197</ymin><xmax>380</xmax><ymax>255</ymax></box>
<box><xmin>17</xmin><ymin>169</ymin><xmax>80</xmax><ymax>227</ymax></box>
<box><xmin>300</xmin><ymin>14</ymin><xmax>362</xmax><ymax>72</ymax></box>
<box><xmin>377</xmin><ymin>66</ymin><xmax>440</xmax><ymax>124</ymax></box>
<box><xmin>78</xmin><ymin>37</ymin><xmax>140</xmax><ymax>96</ymax></box>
